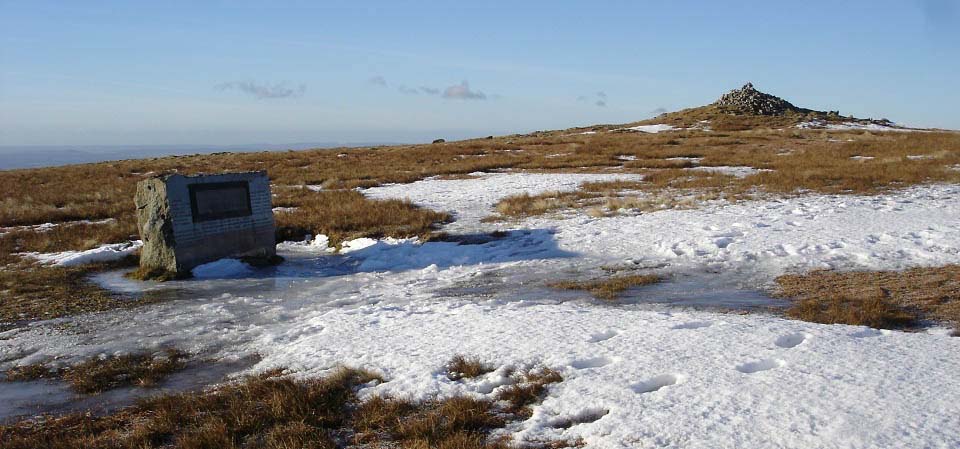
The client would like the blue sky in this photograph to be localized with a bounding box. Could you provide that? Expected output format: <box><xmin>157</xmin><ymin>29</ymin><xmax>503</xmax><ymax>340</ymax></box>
<box><xmin>1</xmin><ymin>0</ymin><xmax>957</xmax><ymax>146</ymax></box>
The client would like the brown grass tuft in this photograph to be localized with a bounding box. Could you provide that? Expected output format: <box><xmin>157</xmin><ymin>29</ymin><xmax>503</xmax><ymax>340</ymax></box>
<box><xmin>776</xmin><ymin>265</ymin><xmax>960</xmax><ymax>329</ymax></box>
<box><xmin>492</xmin><ymin>191</ymin><xmax>601</xmax><ymax>219</ymax></box>
<box><xmin>61</xmin><ymin>348</ymin><xmax>189</xmax><ymax>394</ymax></box>
<box><xmin>496</xmin><ymin>367</ymin><xmax>563</xmax><ymax>418</ymax></box>
<box><xmin>4</xmin><ymin>364</ymin><xmax>56</xmax><ymax>382</ymax></box>
<box><xmin>550</xmin><ymin>274</ymin><xmax>661</xmax><ymax>300</ymax></box>
<box><xmin>785</xmin><ymin>295</ymin><xmax>916</xmax><ymax>329</ymax></box>
<box><xmin>446</xmin><ymin>355</ymin><xmax>495</xmax><ymax>381</ymax></box>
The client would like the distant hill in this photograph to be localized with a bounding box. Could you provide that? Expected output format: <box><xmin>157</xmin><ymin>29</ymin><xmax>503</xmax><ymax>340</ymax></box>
<box><xmin>0</xmin><ymin>142</ymin><xmax>402</xmax><ymax>170</ymax></box>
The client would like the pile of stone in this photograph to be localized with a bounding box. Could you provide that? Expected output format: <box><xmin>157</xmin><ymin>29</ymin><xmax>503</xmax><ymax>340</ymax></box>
<box><xmin>713</xmin><ymin>82</ymin><xmax>809</xmax><ymax>116</ymax></box>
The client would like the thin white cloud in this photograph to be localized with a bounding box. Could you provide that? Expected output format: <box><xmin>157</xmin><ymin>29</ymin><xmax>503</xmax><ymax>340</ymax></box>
<box><xmin>595</xmin><ymin>100</ymin><xmax>607</xmax><ymax>107</ymax></box>
<box><xmin>420</xmin><ymin>86</ymin><xmax>440</xmax><ymax>95</ymax></box>
<box><xmin>216</xmin><ymin>81</ymin><xmax>306</xmax><ymax>99</ymax></box>
<box><xmin>368</xmin><ymin>75</ymin><xmax>387</xmax><ymax>87</ymax></box>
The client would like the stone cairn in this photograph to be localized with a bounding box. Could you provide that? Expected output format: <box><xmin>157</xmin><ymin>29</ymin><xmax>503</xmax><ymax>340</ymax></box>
<box><xmin>713</xmin><ymin>82</ymin><xmax>807</xmax><ymax>116</ymax></box>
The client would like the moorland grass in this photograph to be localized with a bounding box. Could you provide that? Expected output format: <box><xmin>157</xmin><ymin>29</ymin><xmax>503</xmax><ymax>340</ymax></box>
<box><xmin>0</xmin><ymin>365</ymin><xmax>570</xmax><ymax>449</ymax></box>
<box><xmin>1</xmin><ymin>119</ymin><xmax>958</xmax><ymax>322</ymax></box>
<box><xmin>776</xmin><ymin>265</ymin><xmax>960</xmax><ymax>331</ymax></box>
<box><xmin>549</xmin><ymin>274</ymin><xmax>661</xmax><ymax>300</ymax></box>
<box><xmin>489</xmin><ymin>131</ymin><xmax>960</xmax><ymax>220</ymax></box>
<box><xmin>445</xmin><ymin>355</ymin><xmax>495</xmax><ymax>381</ymax></box>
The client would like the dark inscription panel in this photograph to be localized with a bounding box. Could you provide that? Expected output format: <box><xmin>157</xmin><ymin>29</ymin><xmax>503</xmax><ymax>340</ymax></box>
<box><xmin>189</xmin><ymin>181</ymin><xmax>252</xmax><ymax>222</ymax></box>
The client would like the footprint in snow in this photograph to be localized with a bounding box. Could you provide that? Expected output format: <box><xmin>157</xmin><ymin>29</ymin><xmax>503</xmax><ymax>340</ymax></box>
<box><xmin>713</xmin><ymin>237</ymin><xmax>736</xmax><ymax>248</ymax></box>
<box><xmin>850</xmin><ymin>328</ymin><xmax>891</xmax><ymax>338</ymax></box>
<box><xmin>632</xmin><ymin>374</ymin><xmax>685</xmax><ymax>394</ymax></box>
<box><xmin>571</xmin><ymin>356</ymin><xmax>616</xmax><ymax>370</ymax></box>
<box><xmin>736</xmin><ymin>358</ymin><xmax>785</xmax><ymax>374</ymax></box>
<box><xmin>587</xmin><ymin>329</ymin><xmax>619</xmax><ymax>343</ymax></box>
<box><xmin>548</xmin><ymin>408</ymin><xmax>609</xmax><ymax>429</ymax></box>
<box><xmin>672</xmin><ymin>321</ymin><xmax>712</xmax><ymax>330</ymax></box>
<box><xmin>775</xmin><ymin>333</ymin><xmax>810</xmax><ymax>349</ymax></box>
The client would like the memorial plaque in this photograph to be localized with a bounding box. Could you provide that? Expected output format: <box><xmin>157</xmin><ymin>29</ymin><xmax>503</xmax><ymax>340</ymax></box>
<box><xmin>189</xmin><ymin>181</ymin><xmax>252</xmax><ymax>222</ymax></box>
<box><xmin>135</xmin><ymin>171</ymin><xmax>276</xmax><ymax>278</ymax></box>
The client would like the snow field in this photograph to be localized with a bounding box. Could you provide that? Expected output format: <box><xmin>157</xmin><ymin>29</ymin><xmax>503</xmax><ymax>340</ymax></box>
<box><xmin>368</xmin><ymin>173</ymin><xmax>960</xmax><ymax>286</ymax></box>
<box><xmin>248</xmin><ymin>300</ymin><xmax>960</xmax><ymax>449</ymax></box>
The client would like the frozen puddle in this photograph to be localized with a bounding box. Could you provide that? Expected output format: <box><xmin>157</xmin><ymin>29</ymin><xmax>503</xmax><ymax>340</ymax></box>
<box><xmin>0</xmin><ymin>357</ymin><xmax>257</xmax><ymax>423</ymax></box>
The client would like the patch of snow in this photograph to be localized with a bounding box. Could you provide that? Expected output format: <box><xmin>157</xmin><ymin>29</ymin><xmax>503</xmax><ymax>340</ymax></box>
<box><xmin>576</xmin><ymin>131</ymin><xmax>597</xmax><ymax>135</ymax></box>
<box><xmin>191</xmin><ymin>259</ymin><xmax>254</xmax><ymax>279</ymax></box>
<box><xmin>304</xmin><ymin>185</ymin><xmax>323</xmax><ymax>192</ymax></box>
<box><xmin>693</xmin><ymin>120</ymin><xmax>712</xmax><ymax>131</ymax></box>
<box><xmin>339</xmin><ymin>237</ymin><xmax>381</xmax><ymax>254</ymax></box>
<box><xmin>849</xmin><ymin>156</ymin><xmax>875</xmax><ymax>161</ymax></box>
<box><xmin>665</xmin><ymin>156</ymin><xmax>704</xmax><ymax>164</ymax></box>
<box><xmin>272</xmin><ymin>207</ymin><xmax>298</xmax><ymax>213</ymax></box>
<box><xmin>0</xmin><ymin>218</ymin><xmax>116</xmax><ymax>236</ymax></box>
<box><xmin>277</xmin><ymin>234</ymin><xmax>335</xmax><ymax>253</ymax></box>
<box><xmin>797</xmin><ymin>120</ymin><xmax>918</xmax><ymax>132</ymax></box>
<box><xmin>618</xmin><ymin>124</ymin><xmax>678</xmax><ymax>133</ymax></box>
<box><xmin>615</xmin><ymin>155</ymin><xmax>637</xmax><ymax>161</ymax></box>
<box><xmin>687</xmin><ymin>165</ymin><xmax>769</xmax><ymax>178</ymax></box>
<box><xmin>906</xmin><ymin>155</ymin><xmax>933</xmax><ymax>160</ymax></box>
<box><xmin>24</xmin><ymin>240</ymin><xmax>142</xmax><ymax>267</ymax></box>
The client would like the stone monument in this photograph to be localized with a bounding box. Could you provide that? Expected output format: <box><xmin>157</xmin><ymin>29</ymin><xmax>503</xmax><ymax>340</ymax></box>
<box><xmin>134</xmin><ymin>171</ymin><xmax>277</xmax><ymax>279</ymax></box>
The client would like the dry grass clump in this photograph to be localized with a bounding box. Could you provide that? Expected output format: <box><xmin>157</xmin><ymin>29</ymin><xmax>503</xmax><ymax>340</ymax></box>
<box><xmin>623</xmin><ymin>159</ymin><xmax>695</xmax><ymax>169</ymax></box>
<box><xmin>490</xmin><ymin>191</ymin><xmax>601</xmax><ymax>219</ymax></box>
<box><xmin>4</xmin><ymin>349</ymin><xmax>189</xmax><ymax>394</ymax></box>
<box><xmin>578</xmin><ymin>180</ymin><xmax>646</xmax><ymax>192</ymax></box>
<box><xmin>549</xmin><ymin>274</ymin><xmax>660</xmax><ymax>300</ymax></box>
<box><xmin>272</xmin><ymin>189</ymin><xmax>451</xmax><ymax>247</ymax></box>
<box><xmin>785</xmin><ymin>296</ymin><xmax>915</xmax><ymax>329</ymax></box>
<box><xmin>65</xmin><ymin>349</ymin><xmax>189</xmax><ymax>394</ymax></box>
<box><xmin>495</xmin><ymin>367</ymin><xmax>564</xmax><ymax>418</ymax></box>
<box><xmin>1</xmin><ymin>366</ymin><xmax>569</xmax><ymax>449</ymax></box>
<box><xmin>0</xmin><ymin>257</ymin><xmax>149</xmax><ymax>326</ymax></box>
<box><xmin>4</xmin><ymin>364</ymin><xmax>58</xmax><ymax>382</ymax></box>
<box><xmin>355</xmin><ymin>395</ymin><xmax>511</xmax><ymax>449</ymax></box>
<box><xmin>446</xmin><ymin>355</ymin><xmax>495</xmax><ymax>381</ymax></box>
<box><xmin>776</xmin><ymin>265</ymin><xmax>960</xmax><ymax>331</ymax></box>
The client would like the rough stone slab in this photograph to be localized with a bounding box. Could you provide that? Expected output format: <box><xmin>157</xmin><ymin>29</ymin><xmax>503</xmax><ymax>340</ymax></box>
<box><xmin>135</xmin><ymin>171</ymin><xmax>276</xmax><ymax>277</ymax></box>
